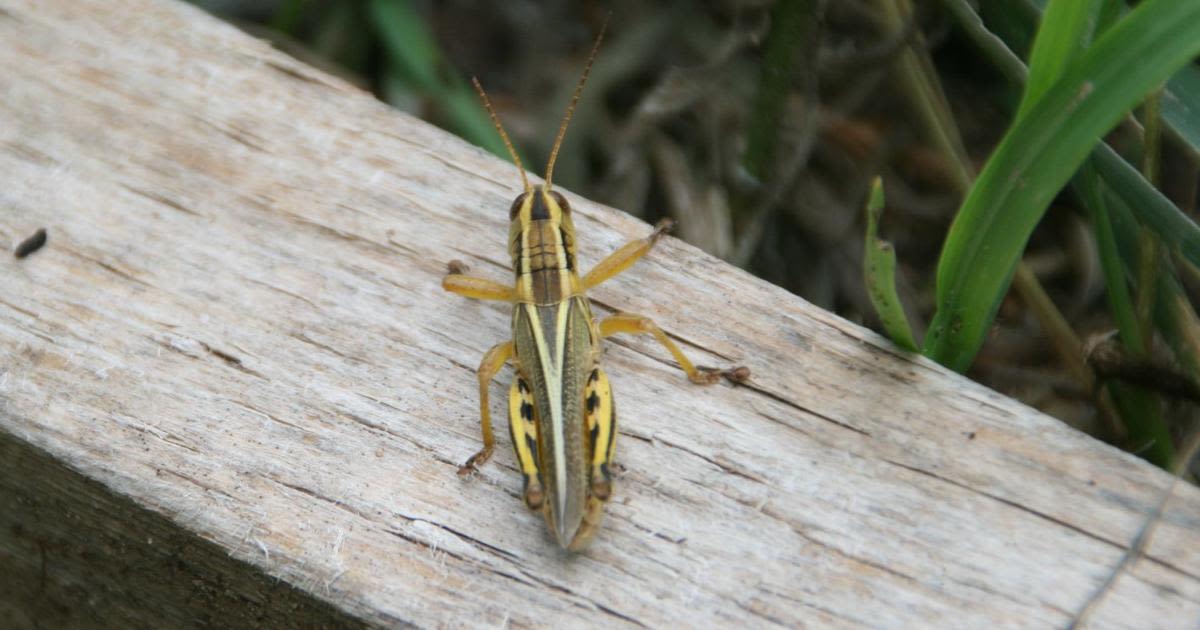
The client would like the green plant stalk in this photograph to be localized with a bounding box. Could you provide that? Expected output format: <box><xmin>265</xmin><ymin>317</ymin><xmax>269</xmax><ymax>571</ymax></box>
<box><xmin>1108</xmin><ymin>382</ymin><xmax>1172</xmax><ymax>468</ymax></box>
<box><xmin>940</xmin><ymin>0</ymin><xmax>1027</xmax><ymax>85</ymax></box>
<box><xmin>1108</xmin><ymin>198</ymin><xmax>1200</xmax><ymax>379</ymax></box>
<box><xmin>1135</xmin><ymin>228</ymin><xmax>1160</xmax><ymax>350</ymax></box>
<box><xmin>924</xmin><ymin>0</ymin><xmax>1200</xmax><ymax>372</ymax></box>
<box><xmin>972</xmin><ymin>0</ymin><xmax>1141</xmax><ymax>362</ymax></box>
<box><xmin>944</xmin><ymin>0</ymin><xmax>1176</xmax><ymax>244</ymax></box>
<box><xmin>1101</xmin><ymin>193</ymin><xmax>1185</xmax><ymax>468</ymax></box>
<box><xmin>875</xmin><ymin>0</ymin><xmax>973</xmax><ymax>191</ymax></box>
<box><xmin>1079</xmin><ymin>163</ymin><xmax>1145</xmax><ymax>355</ymax></box>
<box><xmin>863</xmin><ymin>178</ymin><xmax>919</xmax><ymax>351</ymax></box>
<box><xmin>1134</xmin><ymin>90</ymin><xmax>1165</xmax><ymax>344</ymax></box>
<box><xmin>742</xmin><ymin>0</ymin><xmax>816</xmax><ymax>186</ymax></box>
<box><xmin>1075</xmin><ymin>161</ymin><xmax>1159</xmax><ymax>448</ymax></box>
<box><xmin>1141</xmin><ymin>89</ymin><xmax>1164</xmax><ymax>187</ymax></box>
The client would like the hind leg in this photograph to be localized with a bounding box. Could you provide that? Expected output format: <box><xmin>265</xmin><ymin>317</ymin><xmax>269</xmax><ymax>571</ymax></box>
<box><xmin>508</xmin><ymin>377</ymin><xmax>545</xmax><ymax>509</ymax></box>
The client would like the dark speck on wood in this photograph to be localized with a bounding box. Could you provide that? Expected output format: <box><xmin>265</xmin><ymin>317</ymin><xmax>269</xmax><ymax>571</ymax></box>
<box><xmin>14</xmin><ymin>228</ymin><xmax>47</xmax><ymax>259</ymax></box>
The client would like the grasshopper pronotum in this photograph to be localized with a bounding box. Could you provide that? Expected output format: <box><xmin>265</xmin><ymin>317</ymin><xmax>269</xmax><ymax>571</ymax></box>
<box><xmin>443</xmin><ymin>22</ymin><xmax>748</xmax><ymax>551</ymax></box>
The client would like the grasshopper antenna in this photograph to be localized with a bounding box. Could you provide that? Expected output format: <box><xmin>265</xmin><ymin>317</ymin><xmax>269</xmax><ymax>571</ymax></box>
<box><xmin>472</xmin><ymin>76</ymin><xmax>532</xmax><ymax>195</ymax></box>
<box><xmin>544</xmin><ymin>16</ymin><xmax>609</xmax><ymax>190</ymax></box>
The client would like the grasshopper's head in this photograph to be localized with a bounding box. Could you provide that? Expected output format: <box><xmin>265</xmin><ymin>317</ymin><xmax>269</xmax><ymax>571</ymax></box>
<box><xmin>508</xmin><ymin>185</ymin><xmax>571</xmax><ymax>224</ymax></box>
<box><xmin>505</xmin><ymin>185</ymin><xmax>578</xmax><ymax>264</ymax></box>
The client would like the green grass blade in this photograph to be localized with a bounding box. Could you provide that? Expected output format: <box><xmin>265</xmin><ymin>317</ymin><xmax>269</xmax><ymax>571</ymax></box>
<box><xmin>1077</xmin><ymin>161</ymin><xmax>1176</xmax><ymax>469</ymax></box>
<box><xmin>1108</xmin><ymin>382</ymin><xmax>1173</xmax><ymax>468</ymax></box>
<box><xmin>987</xmin><ymin>0</ymin><xmax>1200</xmax><ymax>159</ymax></box>
<box><xmin>1015</xmin><ymin>0</ymin><xmax>1101</xmax><ymax>120</ymax></box>
<box><xmin>863</xmin><ymin>178</ymin><xmax>918</xmax><ymax>351</ymax></box>
<box><xmin>1078</xmin><ymin>162</ymin><xmax>1144</xmax><ymax>353</ymax></box>
<box><xmin>1092</xmin><ymin>144</ymin><xmax>1200</xmax><ymax>269</ymax></box>
<box><xmin>923</xmin><ymin>0</ymin><xmax>1200</xmax><ymax>371</ymax></box>
<box><xmin>1098</xmin><ymin>192</ymin><xmax>1181</xmax><ymax>468</ymax></box>
<box><xmin>1162</xmin><ymin>62</ymin><xmax>1200</xmax><ymax>158</ymax></box>
<box><xmin>365</xmin><ymin>0</ymin><xmax>440</xmax><ymax>92</ymax></box>
<box><xmin>940</xmin><ymin>0</ymin><xmax>1027</xmax><ymax>85</ymax></box>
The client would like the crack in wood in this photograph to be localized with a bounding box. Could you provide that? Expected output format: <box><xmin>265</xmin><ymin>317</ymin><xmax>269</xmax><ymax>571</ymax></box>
<box><xmin>741</xmin><ymin>380</ymin><xmax>871</xmax><ymax>437</ymax></box>
<box><xmin>265</xmin><ymin>59</ymin><xmax>340</xmax><ymax>89</ymax></box>
<box><xmin>287</xmin><ymin>330</ymin><xmax>363</xmax><ymax>363</ymax></box>
<box><xmin>651</xmin><ymin>435</ymin><xmax>766</xmax><ymax>485</ymax></box>
<box><xmin>228</xmin><ymin>399</ymin><xmax>310</xmax><ymax>433</ymax></box>
<box><xmin>67</xmin><ymin>251</ymin><xmax>155</xmax><ymax>289</ymax></box>
<box><xmin>119</xmin><ymin>183</ymin><xmax>204</xmax><ymax>218</ymax></box>
<box><xmin>245</xmin><ymin>278</ymin><xmax>323</xmax><ymax>311</ymax></box>
<box><xmin>199</xmin><ymin>342</ymin><xmax>267</xmax><ymax>379</ymax></box>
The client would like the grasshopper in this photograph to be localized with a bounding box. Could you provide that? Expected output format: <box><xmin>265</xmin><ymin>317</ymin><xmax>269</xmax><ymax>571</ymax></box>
<box><xmin>443</xmin><ymin>22</ymin><xmax>748</xmax><ymax>551</ymax></box>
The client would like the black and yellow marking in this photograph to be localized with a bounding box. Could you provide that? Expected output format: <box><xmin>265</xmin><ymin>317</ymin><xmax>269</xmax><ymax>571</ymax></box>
<box><xmin>507</xmin><ymin>377</ymin><xmax>544</xmax><ymax>509</ymax></box>
<box><xmin>584</xmin><ymin>368</ymin><xmax>616</xmax><ymax>500</ymax></box>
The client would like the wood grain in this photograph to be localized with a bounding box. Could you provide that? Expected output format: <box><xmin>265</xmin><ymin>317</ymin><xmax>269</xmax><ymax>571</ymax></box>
<box><xmin>0</xmin><ymin>1</ymin><xmax>1198</xmax><ymax>627</ymax></box>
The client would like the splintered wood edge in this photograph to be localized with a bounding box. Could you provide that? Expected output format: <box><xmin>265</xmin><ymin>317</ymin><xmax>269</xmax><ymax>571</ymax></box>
<box><xmin>0</xmin><ymin>1</ymin><xmax>1198</xmax><ymax>628</ymax></box>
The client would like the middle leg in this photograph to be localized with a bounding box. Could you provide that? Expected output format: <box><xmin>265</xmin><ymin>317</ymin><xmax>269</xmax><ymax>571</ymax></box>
<box><xmin>598</xmin><ymin>313</ymin><xmax>748</xmax><ymax>384</ymax></box>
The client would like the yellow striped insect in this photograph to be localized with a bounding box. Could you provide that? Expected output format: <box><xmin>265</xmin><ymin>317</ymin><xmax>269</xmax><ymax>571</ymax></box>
<box><xmin>443</xmin><ymin>22</ymin><xmax>748</xmax><ymax>551</ymax></box>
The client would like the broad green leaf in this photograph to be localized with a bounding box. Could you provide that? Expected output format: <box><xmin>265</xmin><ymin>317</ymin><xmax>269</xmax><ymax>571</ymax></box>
<box><xmin>863</xmin><ymin>178</ymin><xmax>918</xmax><ymax>351</ymax></box>
<box><xmin>924</xmin><ymin>0</ymin><xmax>1200</xmax><ymax>371</ymax></box>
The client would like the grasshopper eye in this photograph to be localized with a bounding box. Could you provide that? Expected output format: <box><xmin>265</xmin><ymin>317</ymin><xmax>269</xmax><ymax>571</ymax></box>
<box><xmin>509</xmin><ymin>195</ymin><xmax>526</xmax><ymax>220</ymax></box>
<box><xmin>551</xmin><ymin>191</ymin><xmax>570</xmax><ymax>214</ymax></box>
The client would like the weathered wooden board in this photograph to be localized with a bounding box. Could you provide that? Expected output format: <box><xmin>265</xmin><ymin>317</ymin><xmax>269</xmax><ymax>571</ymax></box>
<box><xmin>1</xmin><ymin>0</ymin><xmax>1198</xmax><ymax>627</ymax></box>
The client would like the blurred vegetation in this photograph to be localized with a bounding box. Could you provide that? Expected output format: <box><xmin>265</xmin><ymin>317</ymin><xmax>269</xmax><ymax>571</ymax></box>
<box><xmin>190</xmin><ymin>0</ymin><xmax>1200</xmax><ymax>475</ymax></box>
